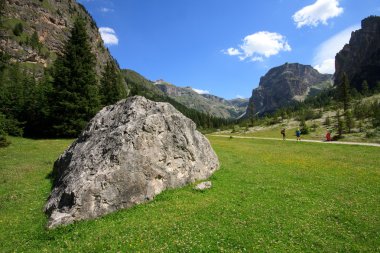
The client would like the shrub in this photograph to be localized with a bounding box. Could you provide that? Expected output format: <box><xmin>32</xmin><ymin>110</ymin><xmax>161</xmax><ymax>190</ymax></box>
<box><xmin>0</xmin><ymin>113</ymin><xmax>23</xmax><ymax>137</ymax></box>
<box><xmin>372</xmin><ymin>101</ymin><xmax>380</xmax><ymax>128</ymax></box>
<box><xmin>13</xmin><ymin>23</ymin><xmax>23</xmax><ymax>36</ymax></box>
<box><xmin>0</xmin><ymin>130</ymin><xmax>10</xmax><ymax>147</ymax></box>
<box><xmin>324</xmin><ymin>116</ymin><xmax>331</xmax><ymax>126</ymax></box>
<box><xmin>299</xmin><ymin>118</ymin><xmax>310</xmax><ymax>134</ymax></box>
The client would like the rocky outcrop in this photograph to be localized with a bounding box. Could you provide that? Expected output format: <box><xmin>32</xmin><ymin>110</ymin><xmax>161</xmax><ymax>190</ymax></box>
<box><xmin>155</xmin><ymin>81</ymin><xmax>248</xmax><ymax>119</ymax></box>
<box><xmin>44</xmin><ymin>96</ymin><xmax>219</xmax><ymax>228</ymax></box>
<box><xmin>335</xmin><ymin>16</ymin><xmax>380</xmax><ymax>90</ymax></box>
<box><xmin>1</xmin><ymin>0</ymin><xmax>113</xmax><ymax>76</ymax></box>
<box><xmin>246</xmin><ymin>63</ymin><xmax>332</xmax><ymax>116</ymax></box>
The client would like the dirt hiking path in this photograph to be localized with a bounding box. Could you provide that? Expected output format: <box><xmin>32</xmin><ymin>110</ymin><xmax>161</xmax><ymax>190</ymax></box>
<box><xmin>209</xmin><ymin>135</ymin><xmax>380</xmax><ymax>147</ymax></box>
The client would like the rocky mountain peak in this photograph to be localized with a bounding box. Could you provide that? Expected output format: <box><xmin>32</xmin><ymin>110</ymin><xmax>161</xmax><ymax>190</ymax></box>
<box><xmin>335</xmin><ymin>16</ymin><xmax>380</xmax><ymax>90</ymax></box>
<box><xmin>246</xmin><ymin>63</ymin><xmax>332</xmax><ymax>116</ymax></box>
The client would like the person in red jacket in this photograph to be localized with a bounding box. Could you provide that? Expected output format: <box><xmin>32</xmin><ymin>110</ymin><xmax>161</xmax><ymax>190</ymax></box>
<box><xmin>326</xmin><ymin>131</ymin><xmax>331</xmax><ymax>141</ymax></box>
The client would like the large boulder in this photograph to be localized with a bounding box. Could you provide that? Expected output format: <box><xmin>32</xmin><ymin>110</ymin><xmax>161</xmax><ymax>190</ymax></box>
<box><xmin>44</xmin><ymin>96</ymin><xmax>219</xmax><ymax>228</ymax></box>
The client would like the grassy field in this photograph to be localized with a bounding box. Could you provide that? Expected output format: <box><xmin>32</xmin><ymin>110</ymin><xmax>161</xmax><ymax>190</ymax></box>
<box><xmin>0</xmin><ymin>136</ymin><xmax>379</xmax><ymax>252</ymax></box>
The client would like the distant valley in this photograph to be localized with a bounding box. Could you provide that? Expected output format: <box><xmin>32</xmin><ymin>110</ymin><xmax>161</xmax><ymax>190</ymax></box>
<box><xmin>154</xmin><ymin>80</ymin><xmax>248</xmax><ymax>119</ymax></box>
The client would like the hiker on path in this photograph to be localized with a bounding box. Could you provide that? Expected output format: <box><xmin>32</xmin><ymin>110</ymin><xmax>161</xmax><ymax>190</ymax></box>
<box><xmin>326</xmin><ymin>131</ymin><xmax>331</xmax><ymax>141</ymax></box>
<box><xmin>281</xmin><ymin>128</ymin><xmax>286</xmax><ymax>140</ymax></box>
<box><xmin>296</xmin><ymin>128</ymin><xmax>301</xmax><ymax>141</ymax></box>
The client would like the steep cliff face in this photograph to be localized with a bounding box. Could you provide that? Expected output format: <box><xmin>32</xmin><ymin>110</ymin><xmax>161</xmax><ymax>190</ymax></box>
<box><xmin>335</xmin><ymin>16</ymin><xmax>380</xmax><ymax>90</ymax></box>
<box><xmin>155</xmin><ymin>81</ymin><xmax>248</xmax><ymax>119</ymax></box>
<box><xmin>246</xmin><ymin>63</ymin><xmax>332</xmax><ymax>116</ymax></box>
<box><xmin>1</xmin><ymin>0</ymin><xmax>113</xmax><ymax>76</ymax></box>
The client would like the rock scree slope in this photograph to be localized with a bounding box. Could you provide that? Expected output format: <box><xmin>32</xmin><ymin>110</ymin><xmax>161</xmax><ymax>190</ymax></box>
<box><xmin>44</xmin><ymin>96</ymin><xmax>219</xmax><ymax>228</ymax></box>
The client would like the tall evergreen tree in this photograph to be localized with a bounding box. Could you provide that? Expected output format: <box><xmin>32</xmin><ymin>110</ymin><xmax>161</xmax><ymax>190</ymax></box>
<box><xmin>0</xmin><ymin>0</ymin><xmax>6</xmax><ymax>32</ymax></box>
<box><xmin>336</xmin><ymin>110</ymin><xmax>344</xmax><ymax>137</ymax></box>
<box><xmin>49</xmin><ymin>18</ymin><xmax>100</xmax><ymax>137</ymax></box>
<box><xmin>100</xmin><ymin>60</ymin><xmax>127</xmax><ymax>106</ymax></box>
<box><xmin>338</xmin><ymin>72</ymin><xmax>351</xmax><ymax>113</ymax></box>
<box><xmin>361</xmin><ymin>80</ymin><xmax>369</xmax><ymax>96</ymax></box>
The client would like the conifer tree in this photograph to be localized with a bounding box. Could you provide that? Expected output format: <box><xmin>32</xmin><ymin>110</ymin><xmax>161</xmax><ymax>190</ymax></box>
<box><xmin>338</xmin><ymin>72</ymin><xmax>351</xmax><ymax>113</ymax></box>
<box><xmin>361</xmin><ymin>80</ymin><xmax>369</xmax><ymax>96</ymax></box>
<box><xmin>49</xmin><ymin>18</ymin><xmax>100</xmax><ymax>137</ymax></box>
<box><xmin>100</xmin><ymin>60</ymin><xmax>127</xmax><ymax>106</ymax></box>
<box><xmin>345</xmin><ymin>110</ymin><xmax>354</xmax><ymax>133</ymax></box>
<box><xmin>336</xmin><ymin>110</ymin><xmax>344</xmax><ymax>137</ymax></box>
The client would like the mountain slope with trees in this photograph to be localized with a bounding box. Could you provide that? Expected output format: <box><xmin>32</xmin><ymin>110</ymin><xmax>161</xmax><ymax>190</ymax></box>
<box><xmin>123</xmin><ymin>70</ymin><xmax>232</xmax><ymax>130</ymax></box>
<box><xmin>155</xmin><ymin>81</ymin><xmax>248</xmax><ymax>119</ymax></box>
<box><xmin>0</xmin><ymin>0</ymin><xmax>115</xmax><ymax>76</ymax></box>
<box><xmin>0</xmin><ymin>0</ymin><xmax>128</xmax><ymax>138</ymax></box>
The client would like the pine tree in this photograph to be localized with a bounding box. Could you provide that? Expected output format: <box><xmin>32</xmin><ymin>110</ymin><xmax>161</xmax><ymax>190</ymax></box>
<box><xmin>345</xmin><ymin>110</ymin><xmax>354</xmax><ymax>133</ymax></box>
<box><xmin>299</xmin><ymin>118</ymin><xmax>309</xmax><ymax>134</ymax></box>
<box><xmin>372</xmin><ymin>101</ymin><xmax>380</xmax><ymax>128</ymax></box>
<box><xmin>336</xmin><ymin>110</ymin><xmax>344</xmax><ymax>137</ymax></box>
<box><xmin>13</xmin><ymin>23</ymin><xmax>23</xmax><ymax>36</ymax></box>
<box><xmin>361</xmin><ymin>80</ymin><xmax>369</xmax><ymax>96</ymax></box>
<box><xmin>338</xmin><ymin>72</ymin><xmax>351</xmax><ymax>113</ymax></box>
<box><xmin>29</xmin><ymin>31</ymin><xmax>42</xmax><ymax>51</ymax></box>
<box><xmin>100</xmin><ymin>60</ymin><xmax>127</xmax><ymax>106</ymax></box>
<box><xmin>324</xmin><ymin>115</ymin><xmax>331</xmax><ymax>126</ymax></box>
<box><xmin>49</xmin><ymin>18</ymin><xmax>100</xmax><ymax>137</ymax></box>
<box><xmin>23</xmin><ymin>71</ymin><xmax>53</xmax><ymax>137</ymax></box>
<box><xmin>0</xmin><ymin>0</ymin><xmax>6</xmax><ymax>33</ymax></box>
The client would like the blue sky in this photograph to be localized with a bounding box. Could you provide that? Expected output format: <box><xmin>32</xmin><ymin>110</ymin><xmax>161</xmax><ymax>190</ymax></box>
<box><xmin>78</xmin><ymin>0</ymin><xmax>380</xmax><ymax>99</ymax></box>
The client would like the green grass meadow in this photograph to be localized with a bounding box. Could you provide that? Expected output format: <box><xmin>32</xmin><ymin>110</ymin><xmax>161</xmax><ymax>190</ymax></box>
<box><xmin>0</xmin><ymin>136</ymin><xmax>379</xmax><ymax>252</ymax></box>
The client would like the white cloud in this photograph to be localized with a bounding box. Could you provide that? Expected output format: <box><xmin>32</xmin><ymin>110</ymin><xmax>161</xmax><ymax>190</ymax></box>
<box><xmin>224</xmin><ymin>31</ymin><xmax>291</xmax><ymax>62</ymax></box>
<box><xmin>313</xmin><ymin>24</ymin><xmax>360</xmax><ymax>74</ymax></box>
<box><xmin>314</xmin><ymin>59</ymin><xmax>335</xmax><ymax>74</ymax></box>
<box><xmin>293</xmin><ymin>0</ymin><xmax>343</xmax><ymax>28</ymax></box>
<box><xmin>99</xmin><ymin>27</ymin><xmax>119</xmax><ymax>46</ymax></box>
<box><xmin>236</xmin><ymin>95</ymin><xmax>245</xmax><ymax>99</ymax></box>
<box><xmin>100</xmin><ymin>7</ymin><xmax>114</xmax><ymax>13</ymax></box>
<box><xmin>192</xmin><ymin>88</ymin><xmax>210</xmax><ymax>95</ymax></box>
<box><xmin>223</xmin><ymin>47</ymin><xmax>242</xmax><ymax>56</ymax></box>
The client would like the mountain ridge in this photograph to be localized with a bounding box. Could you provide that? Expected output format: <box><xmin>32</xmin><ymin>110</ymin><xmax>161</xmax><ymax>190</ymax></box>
<box><xmin>154</xmin><ymin>81</ymin><xmax>248</xmax><ymax>119</ymax></box>
<box><xmin>245</xmin><ymin>63</ymin><xmax>332</xmax><ymax>117</ymax></box>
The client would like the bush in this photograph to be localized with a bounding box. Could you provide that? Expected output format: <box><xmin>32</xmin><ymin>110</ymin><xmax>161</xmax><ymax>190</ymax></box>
<box><xmin>0</xmin><ymin>113</ymin><xmax>23</xmax><ymax>137</ymax></box>
<box><xmin>13</xmin><ymin>23</ymin><xmax>23</xmax><ymax>36</ymax></box>
<box><xmin>299</xmin><ymin>118</ymin><xmax>310</xmax><ymax>134</ymax></box>
<box><xmin>0</xmin><ymin>130</ymin><xmax>10</xmax><ymax>147</ymax></box>
<box><xmin>372</xmin><ymin>101</ymin><xmax>380</xmax><ymax>128</ymax></box>
<box><xmin>324</xmin><ymin>116</ymin><xmax>331</xmax><ymax>126</ymax></box>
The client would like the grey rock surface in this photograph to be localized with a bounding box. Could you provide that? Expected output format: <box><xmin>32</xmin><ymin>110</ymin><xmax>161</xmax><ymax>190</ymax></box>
<box><xmin>2</xmin><ymin>0</ymin><xmax>114</xmax><ymax>76</ymax></box>
<box><xmin>193</xmin><ymin>181</ymin><xmax>212</xmax><ymax>191</ymax></box>
<box><xmin>335</xmin><ymin>16</ymin><xmax>380</xmax><ymax>90</ymax></box>
<box><xmin>245</xmin><ymin>63</ymin><xmax>332</xmax><ymax>116</ymax></box>
<box><xmin>44</xmin><ymin>96</ymin><xmax>219</xmax><ymax>228</ymax></box>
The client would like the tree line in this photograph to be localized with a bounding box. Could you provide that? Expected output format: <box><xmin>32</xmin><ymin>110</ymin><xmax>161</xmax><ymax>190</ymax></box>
<box><xmin>0</xmin><ymin>18</ymin><xmax>126</xmax><ymax>145</ymax></box>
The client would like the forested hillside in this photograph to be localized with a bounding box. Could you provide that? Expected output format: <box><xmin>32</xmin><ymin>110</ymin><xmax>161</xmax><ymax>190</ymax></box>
<box><xmin>123</xmin><ymin>70</ymin><xmax>232</xmax><ymax>130</ymax></box>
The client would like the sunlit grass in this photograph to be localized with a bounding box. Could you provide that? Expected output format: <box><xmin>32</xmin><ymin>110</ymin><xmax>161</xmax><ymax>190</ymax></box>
<box><xmin>0</xmin><ymin>136</ymin><xmax>379</xmax><ymax>252</ymax></box>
